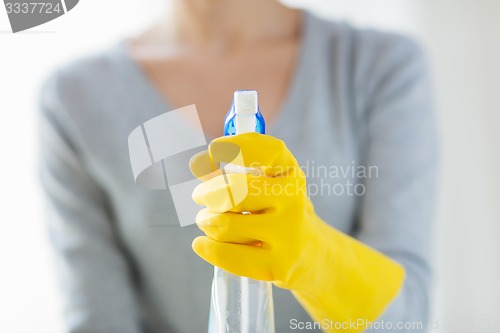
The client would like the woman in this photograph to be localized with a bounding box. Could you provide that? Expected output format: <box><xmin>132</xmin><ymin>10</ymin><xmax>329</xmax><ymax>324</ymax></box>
<box><xmin>39</xmin><ymin>0</ymin><xmax>437</xmax><ymax>332</ymax></box>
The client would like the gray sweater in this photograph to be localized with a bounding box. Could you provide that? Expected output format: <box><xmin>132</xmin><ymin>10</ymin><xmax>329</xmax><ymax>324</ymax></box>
<box><xmin>39</xmin><ymin>11</ymin><xmax>437</xmax><ymax>333</ymax></box>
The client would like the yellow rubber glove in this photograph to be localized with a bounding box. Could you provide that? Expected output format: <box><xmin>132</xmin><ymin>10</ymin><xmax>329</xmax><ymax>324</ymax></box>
<box><xmin>190</xmin><ymin>133</ymin><xmax>405</xmax><ymax>333</ymax></box>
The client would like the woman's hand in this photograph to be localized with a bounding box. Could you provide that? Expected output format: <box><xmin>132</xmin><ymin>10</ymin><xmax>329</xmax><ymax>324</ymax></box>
<box><xmin>190</xmin><ymin>132</ymin><xmax>321</xmax><ymax>289</ymax></box>
<box><xmin>190</xmin><ymin>133</ymin><xmax>405</xmax><ymax>332</ymax></box>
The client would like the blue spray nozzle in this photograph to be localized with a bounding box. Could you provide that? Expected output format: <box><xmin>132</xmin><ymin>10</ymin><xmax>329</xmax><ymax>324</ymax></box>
<box><xmin>224</xmin><ymin>91</ymin><xmax>266</xmax><ymax>136</ymax></box>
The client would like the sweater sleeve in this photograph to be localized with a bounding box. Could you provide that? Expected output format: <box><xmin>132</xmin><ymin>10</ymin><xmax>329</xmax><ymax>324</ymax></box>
<box><xmin>39</xmin><ymin>73</ymin><xmax>143</xmax><ymax>333</ymax></box>
<box><xmin>355</xmin><ymin>35</ymin><xmax>438</xmax><ymax>332</ymax></box>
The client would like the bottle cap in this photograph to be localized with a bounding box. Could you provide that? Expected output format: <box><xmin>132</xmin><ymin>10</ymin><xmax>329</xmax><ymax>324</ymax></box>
<box><xmin>234</xmin><ymin>90</ymin><xmax>258</xmax><ymax>115</ymax></box>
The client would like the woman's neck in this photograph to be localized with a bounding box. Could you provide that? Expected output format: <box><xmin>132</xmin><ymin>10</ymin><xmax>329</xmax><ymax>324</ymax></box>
<box><xmin>141</xmin><ymin>0</ymin><xmax>300</xmax><ymax>54</ymax></box>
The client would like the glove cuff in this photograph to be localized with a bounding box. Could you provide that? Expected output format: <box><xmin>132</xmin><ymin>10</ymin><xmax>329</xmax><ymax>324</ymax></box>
<box><xmin>287</xmin><ymin>216</ymin><xmax>406</xmax><ymax>331</ymax></box>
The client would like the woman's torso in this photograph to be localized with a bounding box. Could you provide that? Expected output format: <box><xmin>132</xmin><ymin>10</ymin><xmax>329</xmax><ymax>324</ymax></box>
<box><xmin>53</xmin><ymin>11</ymin><xmax>402</xmax><ymax>332</ymax></box>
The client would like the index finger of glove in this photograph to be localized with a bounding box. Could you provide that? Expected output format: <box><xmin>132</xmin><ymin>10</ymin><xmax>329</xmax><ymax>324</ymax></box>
<box><xmin>209</xmin><ymin>133</ymin><xmax>300</xmax><ymax>177</ymax></box>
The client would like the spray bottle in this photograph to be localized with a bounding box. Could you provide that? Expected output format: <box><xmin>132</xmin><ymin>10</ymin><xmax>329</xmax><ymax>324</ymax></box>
<box><xmin>208</xmin><ymin>90</ymin><xmax>275</xmax><ymax>333</ymax></box>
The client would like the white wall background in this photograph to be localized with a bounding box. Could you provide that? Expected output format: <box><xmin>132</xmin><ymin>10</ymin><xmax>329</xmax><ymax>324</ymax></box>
<box><xmin>416</xmin><ymin>1</ymin><xmax>500</xmax><ymax>330</ymax></box>
<box><xmin>0</xmin><ymin>1</ymin><xmax>498</xmax><ymax>332</ymax></box>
